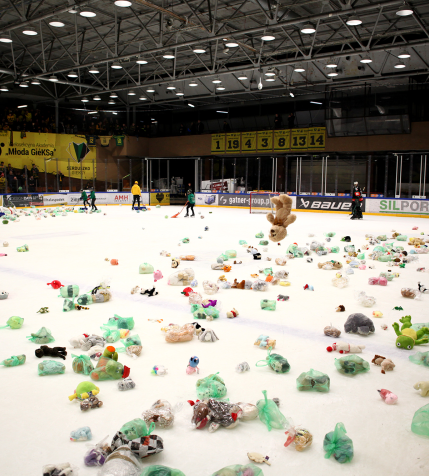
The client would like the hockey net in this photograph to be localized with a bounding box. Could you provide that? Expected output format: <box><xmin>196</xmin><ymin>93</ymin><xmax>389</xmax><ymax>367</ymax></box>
<box><xmin>249</xmin><ymin>192</ymin><xmax>280</xmax><ymax>213</ymax></box>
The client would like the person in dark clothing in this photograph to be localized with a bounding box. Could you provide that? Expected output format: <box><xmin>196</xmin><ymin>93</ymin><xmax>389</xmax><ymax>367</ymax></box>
<box><xmin>351</xmin><ymin>181</ymin><xmax>364</xmax><ymax>220</ymax></box>
<box><xmin>28</xmin><ymin>175</ymin><xmax>35</xmax><ymax>192</ymax></box>
<box><xmin>190</xmin><ymin>122</ymin><xmax>197</xmax><ymax>135</ymax></box>
<box><xmin>31</xmin><ymin>164</ymin><xmax>39</xmax><ymax>189</ymax></box>
<box><xmin>186</xmin><ymin>183</ymin><xmax>193</xmax><ymax>196</ymax></box>
<box><xmin>89</xmin><ymin>190</ymin><xmax>97</xmax><ymax>211</ymax></box>
<box><xmin>185</xmin><ymin>190</ymin><xmax>195</xmax><ymax>217</ymax></box>
<box><xmin>223</xmin><ymin>121</ymin><xmax>231</xmax><ymax>132</ymax></box>
<box><xmin>179</xmin><ymin>123</ymin><xmax>185</xmax><ymax>135</ymax></box>
<box><xmin>274</xmin><ymin>114</ymin><xmax>283</xmax><ymax>128</ymax></box>
<box><xmin>287</xmin><ymin>113</ymin><xmax>295</xmax><ymax>129</ymax></box>
<box><xmin>7</xmin><ymin>170</ymin><xmax>16</xmax><ymax>192</ymax></box>
<box><xmin>58</xmin><ymin>170</ymin><xmax>65</xmax><ymax>188</ymax></box>
<box><xmin>197</xmin><ymin>120</ymin><xmax>204</xmax><ymax>134</ymax></box>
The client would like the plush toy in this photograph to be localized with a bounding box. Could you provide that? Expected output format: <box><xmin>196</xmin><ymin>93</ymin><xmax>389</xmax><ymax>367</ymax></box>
<box><xmin>327</xmin><ymin>341</ymin><xmax>365</xmax><ymax>353</ymax></box>
<box><xmin>81</xmin><ymin>396</ymin><xmax>103</xmax><ymax>411</ymax></box>
<box><xmin>266</xmin><ymin>194</ymin><xmax>296</xmax><ymax>242</ymax></box>
<box><xmin>318</xmin><ymin>261</ymin><xmax>343</xmax><ymax>270</ymax></box>
<box><xmin>171</xmin><ymin>258</ymin><xmax>180</xmax><ymax>268</ymax></box>
<box><xmin>336</xmin><ymin>305</ymin><xmax>345</xmax><ymax>312</ymax></box>
<box><xmin>378</xmin><ymin>389</ymin><xmax>398</xmax><ymax>405</ymax></box>
<box><xmin>344</xmin><ymin>313</ymin><xmax>375</xmax><ymax>336</ymax></box>
<box><xmin>43</xmin><ymin>463</ymin><xmax>75</xmax><ymax>476</ymax></box>
<box><xmin>181</xmin><ymin>287</ymin><xmax>194</xmax><ymax>297</ymax></box>
<box><xmin>154</xmin><ymin>270</ymin><xmax>163</xmax><ymax>282</ymax></box>
<box><xmin>69</xmin><ymin>381</ymin><xmax>100</xmax><ymax>401</ymax></box>
<box><xmin>392</xmin><ymin>315</ymin><xmax>429</xmax><ymax>349</ymax></box>
<box><xmin>226</xmin><ymin>308</ymin><xmax>239</xmax><ymax>318</ymax></box>
<box><xmin>324</xmin><ymin>326</ymin><xmax>341</xmax><ymax>338</ymax></box>
<box><xmin>277</xmin><ymin>294</ymin><xmax>289</xmax><ymax>301</ymax></box>
<box><xmin>27</xmin><ymin>327</ymin><xmax>54</xmax><ymax>344</ymax></box>
<box><xmin>198</xmin><ymin>328</ymin><xmax>219</xmax><ymax>342</ymax></box>
<box><xmin>372</xmin><ymin>311</ymin><xmax>383</xmax><ymax>318</ymax></box>
<box><xmin>254</xmin><ymin>335</ymin><xmax>276</xmax><ymax>349</ymax></box>
<box><xmin>414</xmin><ymin>381</ymin><xmax>429</xmax><ymax>397</ymax></box>
<box><xmin>236</xmin><ymin>362</ymin><xmax>250</xmax><ymax>373</ymax></box>
<box><xmin>70</xmin><ymin>426</ymin><xmax>92</xmax><ymax>442</ymax></box>
<box><xmin>247</xmin><ymin>453</ymin><xmax>271</xmax><ymax>466</ymax></box>
<box><xmin>372</xmin><ymin>355</ymin><xmax>395</xmax><ymax>373</ymax></box>
<box><xmin>35</xmin><ymin>345</ymin><xmax>67</xmax><ymax>360</ymax></box>
<box><xmin>186</xmin><ymin>356</ymin><xmax>200</xmax><ymax>375</ymax></box>
<box><xmin>232</xmin><ymin>279</ymin><xmax>245</xmax><ymax>289</ymax></box>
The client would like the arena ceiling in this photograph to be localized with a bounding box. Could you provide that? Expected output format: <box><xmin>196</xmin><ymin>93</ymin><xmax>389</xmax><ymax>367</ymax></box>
<box><xmin>0</xmin><ymin>0</ymin><xmax>428</xmax><ymax>110</ymax></box>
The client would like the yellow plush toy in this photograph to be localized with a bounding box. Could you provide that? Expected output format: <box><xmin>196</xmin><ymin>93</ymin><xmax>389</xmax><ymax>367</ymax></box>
<box><xmin>266</xmin><ymin>194</ymin><xmax>296</xmax><ymax>243</ymax></box>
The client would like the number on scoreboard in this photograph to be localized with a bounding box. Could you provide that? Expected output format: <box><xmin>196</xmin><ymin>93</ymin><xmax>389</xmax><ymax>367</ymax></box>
<box><xmin>226</xmin><ymin>133</ymin><xmax>241</xmax><ymax>153</ymax></box>
<box><xmin>291</xmin><ymin>129</ymin><xmax>308</xmax><ymax>150</ymax></box>
<box><xmin>211</xmin><ymin>133</ymin><xmax>225</xmax><ymax>154</ymax></box>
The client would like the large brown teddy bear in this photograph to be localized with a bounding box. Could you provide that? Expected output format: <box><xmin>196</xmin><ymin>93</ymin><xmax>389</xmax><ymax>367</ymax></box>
<box><xmin>266</xmin><ymin>194</ymin><xmax>296</xmax><ymax>242</ymax></box>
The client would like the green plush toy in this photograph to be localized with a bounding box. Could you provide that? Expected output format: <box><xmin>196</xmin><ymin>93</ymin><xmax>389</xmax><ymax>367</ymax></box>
<box><xmin>392</xmin><ymin>316</ymin><xmax>429</xmax><ymax>350</ymax></box>
<box><xmin>68</xmin><ymin>381</ymin><xmax>100</xmax><ymax>401</ymax></box>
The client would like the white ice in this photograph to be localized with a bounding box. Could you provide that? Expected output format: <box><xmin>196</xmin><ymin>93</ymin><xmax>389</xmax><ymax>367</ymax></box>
<box><xmin>0</xmin><ymin>205</ymin><xmax>428</xmax><ymax>476</ymax></box>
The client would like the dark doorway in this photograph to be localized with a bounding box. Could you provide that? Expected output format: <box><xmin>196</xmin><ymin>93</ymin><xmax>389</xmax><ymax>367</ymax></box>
<box><xmin>169</xmin><ymin>159</ymin><xmax>195</xmax><ymax>205</ymax></box>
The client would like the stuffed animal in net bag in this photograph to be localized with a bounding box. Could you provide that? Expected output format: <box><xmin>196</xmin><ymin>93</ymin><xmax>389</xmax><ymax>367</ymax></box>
<box><xmin>266</xmin><ymin>194</ymin><xmax>296</xmax><ymax>242</ymax></box>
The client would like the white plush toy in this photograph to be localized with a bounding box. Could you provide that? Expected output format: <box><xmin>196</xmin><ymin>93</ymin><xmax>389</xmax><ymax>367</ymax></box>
<box><xmin>69</xmin><ymin>334</ymin><xmax>87</xmax><ymax>348</ymax></box>
<box><xmin>326</xmin><ymin>341</ymin><xmax>365</xmax><ymax>354</ymax></box>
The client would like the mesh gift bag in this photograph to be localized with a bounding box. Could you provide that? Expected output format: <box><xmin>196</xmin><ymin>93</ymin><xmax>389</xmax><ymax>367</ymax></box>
<box><xmin>260</xmin><ymin>299</ymin><xmax>276</xmax><ymax>310</ymax></box>
<box><xmin>27</xmin><ymin>327</ymin><xmax>54</xmax><ymax>344</ymax></box>
<box><xmin>211</xmin><ymin>464</ymin><xmax>263</xmax><ymax>476</ymax></box>
<box><xmin>58</xmin><ymin>285</ymin><xmax>79</xmax><ymax>298</ymax></box>
<box><xmin>323</xmin><ymin>422</ymin><xmax>354</xmax><ymax>463</ymax></box>
<box><xmin>409</xmin><ymin>351</ymin><xmax>429</xmax><ymax>367</ymax></box>
<box><xmin>63</xmin><ymin>299</ymin><xmax>74</xmax><ymax>312</ymax></box>
<box><xmin>256</xmin><ymin>389</ymin><xmax>287</xmax><ymax>431</ymax></box>
<box><xmin>139</xmin><ymin>263</ymin><xmax>154</xmax><ymax>274</ymax></box>
<box><xmin>225</xmin><ymin>250</ymin><xmax>237</xmax><ymax>258</ymax></box>
<box><xmin>120</xmin><ymin>418</ymin><xmax>155</xmax><ymax>440</ymax></box>
<box><xmin>256</xmin><ymin>347</ymin><xmax>290</xmax><ymax>373</ymax></box>
<box><xmin>0</xmin><ymin>316</ymin><xmax>24</xmax><ymax>329</ymax></box>
<box><xmin>396</xmin><ymin>234</ymin><xmax>407</xmax><ymax>241</ymax></box>
<box><xmin>72</xmin><ymin>354</ymin><xmax>94</xmax><ymax>375</ymax></box>
<box><xmin>98</xmin><ymin>446</ymin><xmax>142</xmax><ymax>476</ymax></box>
<box><xmin>110</xmin><ymin>431</ymin><xmax>164</xmax><ymax>459</ymax></box>
<box><xmin>0</xmin><ymin>354</ymin><xmax>26</xmax><ymax>367</ymax></box>
<box><xmin>38</xmin><ymin>360</ymin><xmax>66</xmax><ymax>376</ymax></box>
<box><xmin>90</xmin><ymin>355</ymin><xmax>130</xmax><ymax>381</ymax></box>
<box><xmin>411</xmin><ymin>403</ymin><xmax>429</xmax><ymax>437</ymax></box>
<box><xmin>284</xmin><ymin>422</ymin><xmax>313</xmax><ymax>452</ymax></box>
<box><xmin>196</xmin><ymin>373</ymin><xmax>227</xmax><ymax>399</ymax></box>
<box><xmin>122</xmin><ymin>335</ymin><xmax>141</xmax><ymax>348</ymax></box>
<box><xmin>296</xmin><ymin>369</ymin><xmax>330</xmax><ymax>392</ymax></box>
<box><xmin>102</xmin><ymin>328</ymin><xmax>123</xmax><ymax>343</ymax></box>
<box><xmin>104</xmin><ymin>315</ymin><xmax>135</xmax><ymax>330</ymax></box>
<box><xmin>334</xmin><ymin>355</ymin><xmax>370</xmax><ymax>375</ymax></box>
<box><xmin>141</xmin><ymin>466</ymin><xmax>186</xmax><ymax>476</ymax></box>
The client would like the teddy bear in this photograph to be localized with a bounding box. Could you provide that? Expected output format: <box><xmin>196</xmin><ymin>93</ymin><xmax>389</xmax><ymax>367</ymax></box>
<box><xmin>266</xmin><ymin>194</ymin><xmax>297</xmax><ymax>243</ymax></box>
<box><xmin>413</xmin><ymin>381</ymin><xmax>429</xmax><ymax>397</ymax></box>
<box><xmin>226</xmin><ymin>308</ymin><xmax>239</xmax><ymax>318</ymax></box>
<box><xmin>372</xmin><ymin>355</ymin><xmax>395</xmax><ymax>374</ymax></box>
<box><xmin>35</xmin><ymin>345</ymin><xmax>67</xmax><ymax>360</ymax></box>
<box><xmin>336</xmin><ymin>305</ymin><xmax>345</xmax><ymax>312</ymax></box>
<box><xmin>232</xmin><ymin>279</ymin><xmax>245</xmax><ymax>289</ymax></box>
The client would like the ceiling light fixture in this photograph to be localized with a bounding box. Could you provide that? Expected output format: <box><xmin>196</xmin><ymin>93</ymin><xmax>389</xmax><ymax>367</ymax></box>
<box><xmin>0</xmin><ymin>34</ymin><xmax>12</xmax><ymax>43</ymax></box>
<box><xmin>261</xmin><ymin>31</ymin><xmax>275</xmax><ymax>41</ymax></box>
<box><xmin>301</xmin><ymin>23</ymin><xmax>316</xmax><ymax>34</ymax></box>
<box><xmin>0</xmin><ymin>86</ymin><xmax>8</xmax><ymax>91</ymax></box>
<box><xmin>22</xmin><ymin>26</ymin><xmax>38</xmax><ymax>36</ymax></box>
<box><xmin>294</xmin><ymin>65</ymin><xmax>305</xmax><ymax>72</ymax></box>
<box><xmin>176</xmin><ymin>90</ymin><xmax>184</xmax><ymax>96</ymax></box>
<box><xmin>110</xmin><ymin>92</ymin><xmax>118</xmax><ymax>98</ymax></box>
<box><xmin>81</xmin><ymin>97</ymin><xmax>89</xmax><ymax>102</ymax></box>
<box><xmin>93</xmin><ymin>95</ymin><xmax>101</xmax><ymax>100</ymax></box>
<box><xmin>163</xmin><ymin>50</ymin><xmax>175</xmax><ymax>59</ymax></box>
<box><xmin>216</xmin><ymin>84</ymin><xmax>225</xmax><ymax>90</ymax></box>
<box><xmin>49</xmin><ymin>18</ymin><xmax>65</xmax><ymax>27</ymax></box>
<box><xmin>68</xmin><ymin>70</ymin><xmax>78</xmax><ymax>78</ymax></box>
<box><xmin>360</xmin><ymin>56</ymin><xmax>372</xmax><ymax>63</ymax></box>
<box><xmin>346</xmin><ymin>15</ymin><xmax>362</xmax><ymax>26</ymax></box>
<box><xmin>139</xmin><ymin>96</ymin><xmax>147</xmax><ymax>100</ymax></box>
<box><xmin>88</xmin><ymin>65</ymin><xmax>100</xmax><ymax>74</ymax></box>
<box><xmin>49</xmin><ymin>75</ymin><xmax>58</xmax><ymax>82</ymax></box>
<box><xmin>238</xmin><ymin>73</ymin><xmax>248</xmax><ymax>80</ymax></box>
<box><xmin>111</xmin><ymin>62</ymin><xmax>122</xmax><ymax>69</ymax></box>
<box><xmin>265</xmin><ymin>77</ymin><xmax>276</xmax><ymax>82</ymax></box>
<box><xmin>136</xmin><ymin>56</ymin><xmax>148</xmax><ymax>64</ymax></box>
<box><xmin>212</xmin><ymin>77</ymin><xmax>222</xmax><ymax>84</ymax></box>
<box><xmin>216</xmin><ymin>110</ymin><xmax>228</xmax><ymax>113</ymax></box>
<box><xmin>114</xmin><ymin>0</ymin><xmax>132</xmax><ymax>6</ymax></box>
<box><xmin>31</xmin><ymin>79</ymin><xmax>41</xmax><ymax>85</ymax></box>
<box><xmin>189</xmin><ymin>80</ymin><xmax>198</xmax><ymax>87</ymax></box>
<box><xmin>192</xmin><ymin>45</ymin><xmax>206</xmax><ymax>53</ymax></box>
<box><xmin>146</xmin><ymin>87</ymin><xmax>155</xmax><ymax>93</ymax></box>
<box><xmin>396</xmin><ymin>2</ymin><xmax>413</xmax><ymax>16</ymax></box>
<box><xmin>327</xmin><ymin>71</ymin><xmax>338</xmax><ymax>77</ymax></box>
<box><xmin>108</xmin><ymin>100</ymin><xmax>115</xmax><ymax>104</ymax></box>
<box><xmin>79</xmin><ymin>8</ymin><xmax>96</xmax><ymax>17</ymax></box>
<box><xmin>289</xmin><ymin>91</ymin><xmax>294</xmax><ymax>97</ymax></box>
<box><xmin>19</xmin><ymin>81</ymin><xmax>29</xmax><ymax>88</ymax></box>
<box><xmin>326</xmin><ymin>60</ymin><xmax>337</xmax><ymax>68</ymax></box>
<box><xmin>310</xmin><ymin>101</ymin><xmax>322</xmax><ymax>105</ymax></box>
<box><xmin>166</xmin><ymin>84</ymin><xmax>176</xmax><ymax>90</ymax></box>
<box><xmin>188</xmin><ymin>103</ymin><xmax>195</xmax><ymax>107</ymax></box>
<box><xmin>265</xmin><ymin>68</ymin><xmax>276</xmax><ymax>77</ymax></box>
<box><xmin>398</xmin><ymin>50</ymin><xmax>411</xmax><ymax>59</ymax></box>
<box><xmin>17</xmin><ymin>104</ymin><xmax>27</xmax><ymax>108</ymax></box>
<box><xmin>68</xmin><ymin>6</ymin><xmax>79</xmax><ymax>13</ymax></box>
<box><xmin>224</xmin><ymin>40</ymin><xmax>238</xmax><ymax>47</ymax></box>
<box><xmin>394</xmin><ymin>61</ymin><xmax>406</xmax><ymax>69</ymax></box>
<box><xmin>128</xmin><ymin>90</ymin><xmax>136</xmax><ymax>95</ymax></box>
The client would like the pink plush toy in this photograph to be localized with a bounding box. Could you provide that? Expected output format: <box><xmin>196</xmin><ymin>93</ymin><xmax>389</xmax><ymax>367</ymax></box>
<box><xmin>154</xmin><ymin>270</ymin><xmax>163</xmax><ymax>282</ymax></box>
<box><xmin>359</xmin><ymin>264</ymin><xmax>366</xmax><ymax>270</ymax></box>
<box><xmin>326</xmin><ymin>341</ymin><xmax>365</xmax><ymax>354</ymax></box>
<box><xmin>378</xmin><ymin>388</ymin><xmax>398</xmax><ymax>405</ymax></box>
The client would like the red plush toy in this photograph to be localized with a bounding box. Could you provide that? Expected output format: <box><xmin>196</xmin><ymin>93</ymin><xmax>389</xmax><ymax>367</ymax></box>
<box><xmin>47</xmin><ymin>280</ymin><xmax>64</xmax><ymax>289</ymax></box>
<box><xmin>181</xmin><ymin>287</ymin><xmax>194</xmax><ymax>297</ymax></box>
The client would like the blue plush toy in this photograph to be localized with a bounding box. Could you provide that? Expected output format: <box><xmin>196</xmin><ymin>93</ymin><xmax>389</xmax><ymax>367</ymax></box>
<box><xmin>70</xmin><ymin>426</ymin><xmax>92</xmax><ymax>442</ymax></box>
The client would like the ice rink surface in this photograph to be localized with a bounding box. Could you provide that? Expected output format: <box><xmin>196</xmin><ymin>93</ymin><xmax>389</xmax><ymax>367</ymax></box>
<box><xmin>0</xmin><ymin>205</ymin><xmax>428</xmax><ymax>476</ymax></box>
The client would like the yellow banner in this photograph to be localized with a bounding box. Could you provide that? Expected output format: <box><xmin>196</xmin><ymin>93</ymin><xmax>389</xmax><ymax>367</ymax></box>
<box><xmin>150</xmin><ymin>192</ymin><xmax>170</xmax><ymax>205</ymax></box>
<box><xmin>257</xmin><ymin>131</ymin><xmax>273</xmax><ymax>152</ymax></box>
<box><xmin>0</xmin><ymin>131</ymin><xmax>96</xmax><ymax>180</ymax></box>
<box><xmin>211</xmin><ymin>133</ymin><xmax>225</xmax><ymax>154</ymax></box>
<box><xmin>291</xmin><ymin>129</ymin><xmax>309</xmax><ymax>150</ymax></box>
<box><xmin>225</xmin><ymin>133</ymin><xmax>241</xmax><ymax>154</ymax></box>
<box><xmin>241</xmin><ymin>132</ymin><xmax>256</xmax><ymax>152</ymax></box>
<box><xmin>273</xmin><ymin>130</ymin><xmax>290</xmax><ymax>152</ymax></box>
<box><xmin>308</xmin><ymin>127</ymin><xmax>326</xmax><ymax>149</ymax></box>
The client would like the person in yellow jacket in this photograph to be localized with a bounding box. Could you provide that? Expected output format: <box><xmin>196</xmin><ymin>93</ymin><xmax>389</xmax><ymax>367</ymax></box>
<box><xmin>131</xmin><ymin>181</ymin><xmax>141</xmax><ymax>210</ymax></box>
